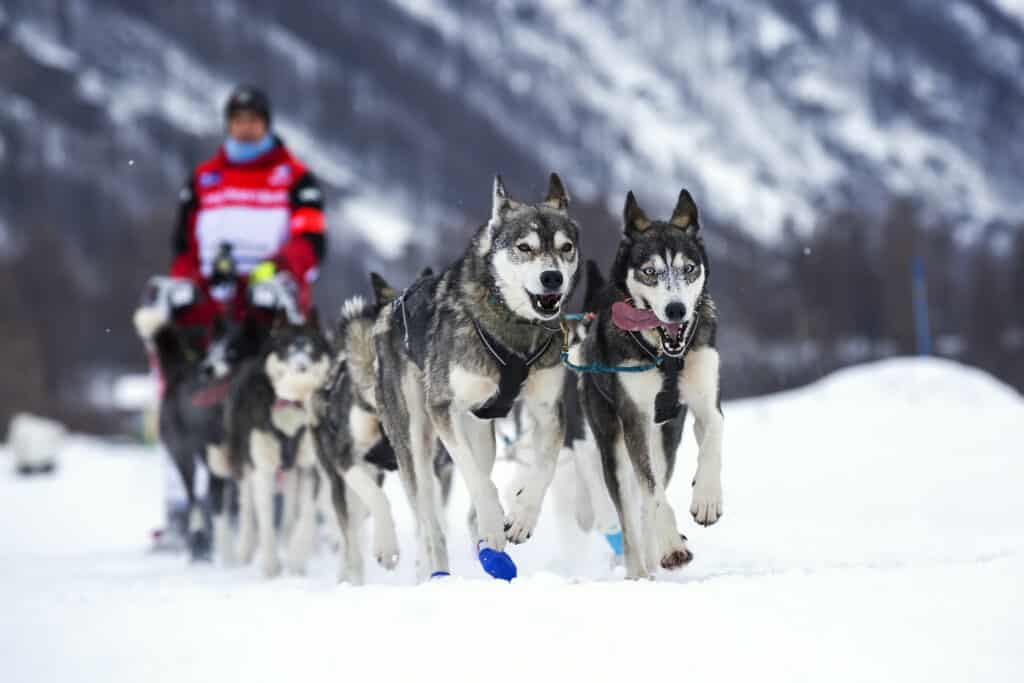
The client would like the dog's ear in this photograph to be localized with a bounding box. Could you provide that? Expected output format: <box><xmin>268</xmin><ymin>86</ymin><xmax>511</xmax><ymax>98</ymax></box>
<box><xmin>369</xmin><ymin>272</ymin><xmax>397</xmax><ymax>305</ymax></box>
<box><xmin>669</xmin><ymin>188</ymin><xmax>699</xmax><ymax>232</ymax></box>
<box><xmin>491</xmin><ymin>175</ymin><xmax>521</xmax><ymax>223</ymax></box>
<box><xmin>623</xmin><ymin>191</ymin><xmax>651</xmax><ymax>234</ymax></box>
<box><xmin>305</xmin><ymin>306</ymin><xmax>321</xmax><ymax>331</ymax></box>
<box><xmin>541</xmin><ymin>172</ymin><xmax>570</xmax><ymax>212</ymax></box>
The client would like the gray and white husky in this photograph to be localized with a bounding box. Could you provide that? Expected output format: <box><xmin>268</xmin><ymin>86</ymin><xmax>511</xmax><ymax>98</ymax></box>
<box><xmin>577</xmin><ymin>189</ymin><xmax>724</xmax><ymax>579</ymax></box>
<box><xmin>374</xmin><ymin>174</ymin><xmax>580</xmax><ymax>580</ymax></box>
<box><xmin>311</xmin><ymin>273</ymin><xmax>453</xmax><ymax>584</ymax></box>
<box><xmin>222</xmin><ymin>311</ymin><xmax>332</xmax><ymax>577</ymax></box>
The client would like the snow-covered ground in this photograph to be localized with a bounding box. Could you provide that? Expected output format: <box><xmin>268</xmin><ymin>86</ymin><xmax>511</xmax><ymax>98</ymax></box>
<box><xmin>2</xmin><ymin>358</ymin><xmax>1022</xmax><ymax>682</ymax></box>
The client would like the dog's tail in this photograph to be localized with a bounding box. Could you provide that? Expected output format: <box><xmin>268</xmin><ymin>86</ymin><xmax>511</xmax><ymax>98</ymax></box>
<box><xmin>583</xmin><ymin>259</ymin><xmax>605</xmax><ymax>311</ymax></box>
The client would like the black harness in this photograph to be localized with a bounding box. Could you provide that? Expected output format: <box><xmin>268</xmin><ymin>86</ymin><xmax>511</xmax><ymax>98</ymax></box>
<box><xmin>469</xmin><ymin>319</ymin><xmax>555</xmax><ymax>420</ymax></box>
<box><xmin>588</xmin><ymin>321</ymin><xmax>692</xmax><ymax>425</ymax></box>
<box><xmin>394</xmin><ymin>274</ymin><xmax>555</xmax><ymax>420</ymax></box>
<box><xmin>393</xmin><ymin>273</ymin><xmax>440</xmax><ymax>371</ymax></box>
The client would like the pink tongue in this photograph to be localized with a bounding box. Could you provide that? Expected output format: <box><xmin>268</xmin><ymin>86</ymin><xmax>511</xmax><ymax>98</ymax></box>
<box><xmin>665</xmin><ymin>323</ymin><xmax>682</xmax><ymax>337</ymax></box>
<box><xmin>611</xmin><ymin>301</ymin><xmax>663</xmax><ymax>331</ymax></box>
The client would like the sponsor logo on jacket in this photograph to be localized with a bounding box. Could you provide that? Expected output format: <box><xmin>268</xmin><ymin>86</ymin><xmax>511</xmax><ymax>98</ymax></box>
<box><xmin>268</xmin><ymin>164</ymin><xmax>293</xmax><ymax>187</ymax></box>
<box><xmin>198</xmin><ymin>171</ymin><xmax>222</xmax><ymax>188</ymax></box>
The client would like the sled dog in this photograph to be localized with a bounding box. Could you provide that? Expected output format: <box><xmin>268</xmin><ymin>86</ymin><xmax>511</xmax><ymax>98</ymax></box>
<box><xmin>374</xmin><ymin>174</ymin><xmax>580</xmax><ymax>580</ymax></box>
<box><xmin>577</xmin><ymin>189</ymin><xmax>724</xmax><ymax>579</ymax></box>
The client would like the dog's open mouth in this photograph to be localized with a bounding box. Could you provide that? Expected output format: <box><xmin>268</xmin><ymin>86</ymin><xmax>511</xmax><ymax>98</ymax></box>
<box><xmin>657</xmin><ymin>323</ymin><xmax>687</xmax><ymax>357</ymax></box>
<box><xmin>529</xmin><ymin>291</ymin><xmax>563</xmax><ymax>317</ymax></box>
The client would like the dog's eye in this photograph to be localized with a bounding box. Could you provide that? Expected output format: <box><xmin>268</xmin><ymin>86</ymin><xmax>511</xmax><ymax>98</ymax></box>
<box><xmin>642</xmin><ymin>267</ymin><xmax>658</xmax><ymax>277</ymax></box>
<box><xmin>560</xmin><ymin>243</ymin><xmax>574</xmax><ymax>254</ymax></box>
<box><xmin>683</xmin><ymin>263</ymin><xmax>697</xmax><ymax>275</ymax></box>
<box><xmin>516</xmin><ymin>243</ymin><xmax>532</xmax><ymax>253</ymax></box>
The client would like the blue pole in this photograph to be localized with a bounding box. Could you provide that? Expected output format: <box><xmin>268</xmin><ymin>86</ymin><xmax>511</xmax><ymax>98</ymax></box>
<box><xmin>912</xmin><ymin>255</ymin><xmax>931</xmax><ymax>356</ymax></box>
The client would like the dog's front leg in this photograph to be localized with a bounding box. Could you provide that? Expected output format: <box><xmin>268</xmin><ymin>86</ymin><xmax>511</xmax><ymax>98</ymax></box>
<box><xmin>285</xmin><ymin>466</ymin><xmax>318</xmax><ymax>574</ymax></box>
<box><xmin>434</xmin><ymin>405</ymin><xmax>505</xmax><ymax>553</ymax></box>
<box><xmin>681</xmin><ymin>347</ymin><xmax>724</xmax><ymax>526</ymax></box>
<box><xmin>236</xmin><ymin>471</ymin><xmax>257</xmax><ymax>564</ymax></box>
<box><xmin>506</xmin><ymin>365</ymin><xmax>566</xmax><ymax>544</ymax></box>
<box><xmin>250</xmin><ymin>429</ymin><xmax>282</xmax><ymax>577</ymax></box>
<box><xmin>279</xmin><ymin>468</ymin><xmax>300</xmax><ymax>538</ymax></box>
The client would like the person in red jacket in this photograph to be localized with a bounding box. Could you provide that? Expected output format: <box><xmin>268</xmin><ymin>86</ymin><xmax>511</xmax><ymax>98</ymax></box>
<box><xmin>170</xmin><ymin>85</ymin><xmax>325</xmax><ymax>340</ymax></box>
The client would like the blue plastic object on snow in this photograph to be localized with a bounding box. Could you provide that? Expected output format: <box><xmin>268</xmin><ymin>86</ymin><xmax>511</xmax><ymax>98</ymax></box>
<box><xmin>430</xmin><ymin>571</ymin><xmax>451</xmax><ymax>580</ymax></box>
<box><xmin>604</xmin><ymin>531</ymin><xmax>624</xmax><ymax>556</ymax></box>
<box><xmin>478</xmin><ymin>545</ymin><xmax>517</xmax><ymax>581</ymax></box>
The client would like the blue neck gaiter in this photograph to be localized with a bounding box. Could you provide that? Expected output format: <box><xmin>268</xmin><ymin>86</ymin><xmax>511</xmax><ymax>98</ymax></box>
<box><xmin>224</xmin><ymin>134</ymin><xmax>275</xmax><ymax>163</ymax></box>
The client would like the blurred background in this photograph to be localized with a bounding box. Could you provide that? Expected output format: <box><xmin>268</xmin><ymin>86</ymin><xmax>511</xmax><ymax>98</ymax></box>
<box><xmin>1</xmin><ymin>0</ymin><xmax>1022</xmax><ymax>435</ymax></box>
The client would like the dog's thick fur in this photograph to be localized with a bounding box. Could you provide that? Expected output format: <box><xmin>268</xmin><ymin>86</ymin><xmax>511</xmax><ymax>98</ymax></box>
<box><xmin>374</xmin><ymin>174</ymin><xmax>580</xmax><ymax>580</ymax></box>
<box><xmin>224</xmin><ymin>311</ymin><xmax>331</xmax><ymax>577</ymax></box>
<box><xmin>578</xmin><ymin>189</ymin><xmax>724</xmax><ymax>579</ymax></box>
<box><xmin>134</xmin><ymin>302</ymin><xmax>267</xmax><ymax>561</ymax></box>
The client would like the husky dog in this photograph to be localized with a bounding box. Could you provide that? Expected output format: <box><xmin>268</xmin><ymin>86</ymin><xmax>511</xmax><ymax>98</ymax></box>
<box><xmin>133</xmin><ymin>283</ymin><xmax>267</xmax><ymax>561</ymax></box>
<box><xmin>577</xmin><ymin>190</ymin><xmax>723</xmax><ymax>579</ymax></box>
<box><xmin>509</xmin><ymin>261</ymin><xmax>621</xmax><ymax>556</ymax></box>
<box><xmin>311</xmin><ymin>273</ymin><xmax>435</xmax><ymax>584</ymax></box>
<box><xmin>223</xmin><ymin>311</ymin><xmax>331</xmax><ymax>577</ymax></box>
<box><xmin>374</xmin><ymin>174</ymin><xmax>580</xmax><ymax>580</ymax></box>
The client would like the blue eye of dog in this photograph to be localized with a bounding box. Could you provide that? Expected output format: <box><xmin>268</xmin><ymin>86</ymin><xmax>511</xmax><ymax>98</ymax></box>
<box><xmin>560</xmin><ymin>243</ymin><xmax>574</xmax><ymax>253</ymax></box>
<box><xmin>684</xmin><ymin>263</ymin><xmax>697</xmax><ymax>275</ymax></box>
<box><xmin>516</xmin><ymin>243</ymin><xmax>532</xmax><ymax>253</ymax></box>
<box><xmin>642</xmin><ymin>267</ymin><xmax>657</xmax><ymax>277</ymax></box>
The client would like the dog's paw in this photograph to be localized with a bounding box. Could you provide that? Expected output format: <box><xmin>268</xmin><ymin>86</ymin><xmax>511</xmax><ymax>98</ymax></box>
<box><xmin>504</xmin><ymin>499</ymin><xmax>541</xmax><ymax>545</ymax></box>
<box><xmin>236</xmin><ymin>538</ymin><xmax>256</xmax><ymax>565</ymax></box>
<box><xmin>660</xmin><ymin>535</ymin><xmax>693</xmax><ymax>570</ymax></box>
<box><xmin>690</xmin><ymin>475</ymin><xmax>723</xmax><ymax>526</ymax></box>
<box><xmin>261</xmin><ymin>553</ymin><xmax>282</xmax><ymax>578</ymax></box>
<box><xmin>374</xmin><ymin>537</ymin><xmax>399</xmax><ymax>570</ymax></box>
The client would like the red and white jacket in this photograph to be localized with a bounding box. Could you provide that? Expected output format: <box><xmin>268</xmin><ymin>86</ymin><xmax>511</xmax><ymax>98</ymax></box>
<box><xmin>170</xmin><ymin>137</ymin><xmax>325</xmax><ymax>319</ymax></box>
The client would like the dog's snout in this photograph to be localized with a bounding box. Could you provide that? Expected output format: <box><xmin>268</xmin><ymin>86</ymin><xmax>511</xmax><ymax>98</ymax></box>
<box><xmin>665</xmin><ymin>303</ymin><xmax>686</xmax><ymax>322</ymax></box>
<box><xmin>540</xmin><ymin>270</ymin><xmax>563</xmax><ymax>291</ymax></box>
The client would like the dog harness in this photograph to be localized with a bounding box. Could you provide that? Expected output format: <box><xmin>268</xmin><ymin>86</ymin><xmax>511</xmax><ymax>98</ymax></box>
<box><xmin>394</xmin><ymin>272</ymin><xmax>555</xmax><ymax>420</ymax></box>
<box><xmin>469</xmin><ymin>319</ymin><xmax>555</xmax><ymax>420</ymax></box>
<box><xmin>271</xmin><ymin>398</ymin><xmax>307</xmax><ymax>470</ymax></box>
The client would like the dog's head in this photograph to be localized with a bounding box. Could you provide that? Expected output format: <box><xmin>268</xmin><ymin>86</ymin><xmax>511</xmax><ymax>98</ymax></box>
<box><xmin>612</xmin><ymin>189</ymin><xmax>708</xmax><ymax>357</ymax></box>
<box><xmin>264</xmin><ymin>308</ymin><xmax>332</xmax><ymax>402</ymax></box>
<box><xmin>478</xmin><ymin>174</ymin><xmax>580</xmax><ymax>322</ymax></box>
<box><xmin>200</xmin><ymin>314</ymin><xmax>268</xmax><ymax>381</ymax></box>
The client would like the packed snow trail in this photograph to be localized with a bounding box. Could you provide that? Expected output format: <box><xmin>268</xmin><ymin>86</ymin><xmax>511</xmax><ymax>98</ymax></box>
<box><xmin>2</xmin><ymin>358</ymin><xmax>1022</xmax><ymax>682</ymax></box>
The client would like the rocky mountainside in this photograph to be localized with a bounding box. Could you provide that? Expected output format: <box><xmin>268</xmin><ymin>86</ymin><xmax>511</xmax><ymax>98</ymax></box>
<box><xmin>2</xmin><ymin>0</ymin><xmax>1022</xmax><ymax>424</ymax></box>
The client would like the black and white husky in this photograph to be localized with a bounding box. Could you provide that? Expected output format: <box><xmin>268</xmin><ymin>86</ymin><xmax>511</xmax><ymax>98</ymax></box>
<box><xmin>576</xmin><ymin>189</ymin><xmax>724</xmax><ymax>579</ymax></box>
<box><xmin>223</xmin><ymin>311</ymin><xmax>331</xmax><ymax>577</ymax></box>
<box><xmin>374</xmin><ymin>175</ymin><xmax>580</xmax><ymax>581</ymax></box>
<box><xmin>133</xmin><ymin>279</ymin><xmax>267</xmax><ymax>561</ymax></box>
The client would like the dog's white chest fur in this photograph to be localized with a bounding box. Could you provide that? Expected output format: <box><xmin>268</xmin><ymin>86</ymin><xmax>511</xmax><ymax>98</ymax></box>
<box><xmin>271</xmin><ymin>404</ymin><xmax>307</xmax><ymax>437</ymax></box>
<box><xmin>616</xmin><ymin>367</ymin><xmax>664</xmax><ymax>424</ymax></box>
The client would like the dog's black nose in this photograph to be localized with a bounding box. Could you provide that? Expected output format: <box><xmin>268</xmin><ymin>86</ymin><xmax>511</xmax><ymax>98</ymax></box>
<box><xmin>665</xmin><ymin>303</ymin><xmax>686</xmax><ymax>322</ymax></box>
<box><xmin>540</xmin><ymin>270</ymin><xmax>563</xmax><ymax>291</ymax></box>
<box><xmin>201</xmin><ymin>364</ymin><xmax>215</xmax><ymax>379</ymax></box>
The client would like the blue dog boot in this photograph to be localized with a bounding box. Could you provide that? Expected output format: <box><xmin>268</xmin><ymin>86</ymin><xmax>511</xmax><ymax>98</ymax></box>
<box><xmin>604</xmin><ymin>531</ymin><xmax>624</xmax><ymax>556</ymax></box>
<box><xmin>477</xmin><ymin>543</ymin><xmax>517</xmax><ymax>581</ymax></box>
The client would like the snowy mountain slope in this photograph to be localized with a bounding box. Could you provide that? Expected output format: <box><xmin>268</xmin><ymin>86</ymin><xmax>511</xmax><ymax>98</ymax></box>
<box><xmin>2</xmin><ymin>0</ymin><xmax>1023</xmax><ymax>261</ymax></box>
<box><xmin>2</xmin><ymin>358</ymin><xmax>1022</xmax><ymax>682</ymax></box>
<box><xmin>387</xmin><ymin>0</ymin><xmax>1024</xmax><ymax>240</ymax></box>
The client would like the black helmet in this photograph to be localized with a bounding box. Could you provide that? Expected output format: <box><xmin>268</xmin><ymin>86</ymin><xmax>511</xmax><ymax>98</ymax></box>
<box><xmin>224</xmin><ymin>85</ymin><xmax>271</xmax><ymax>124</ymax></box>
